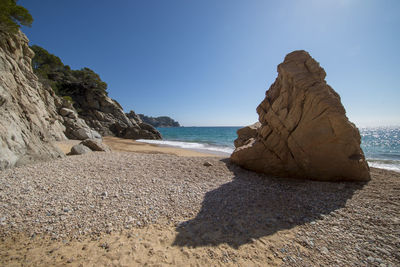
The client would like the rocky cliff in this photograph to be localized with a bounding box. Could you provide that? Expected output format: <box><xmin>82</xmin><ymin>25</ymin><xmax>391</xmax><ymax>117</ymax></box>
<box><xmin>30</xmin><ymin>46</ymin><xmax>162</xmax><ymax>140</ymax></box>
<box><xmin>68</xmin><ymin>90</ymin><xmax>161</xmax><ymax>140</ymax></box>
<box><xmin>0</xmin><ymin>30</ymin><xmax>66</xmax><ymax>169</ymax></box>
<box><xmin>138</xmin><ymin>114</ymin><xmax>180</xmax><ymax>127</ymax></box>
<box><xmin>231</xmin><ymin>50</ymin><xmax>370</xmax><ymax>181</ymax></box>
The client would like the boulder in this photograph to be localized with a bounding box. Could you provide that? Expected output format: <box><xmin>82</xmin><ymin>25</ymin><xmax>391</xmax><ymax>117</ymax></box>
<box><xmin>57</xmin><ymin>104</ymin><xmax>102</xmax><ymax>141</ymax></box>
<box><xmin>0</xmin><ymin>30</ymin><xmax>66</xmax><ymax>170</ymax></box>
<box><xmin>69</xmin><ymin>144</ymin><xmax>92</xmax><ymax>155</ymax></box>
<box><xmin>71</xmin><ymin>128</ymin><xmax>101</xmax><ymax>140</ymax></box>
<box><xmin>234</xmin><ymin>122</ymin><xmax>261</xmax><ymax>148</ymax></box>
<box><xmin>231</xmin><ymin>50</ymin><xmax>370</xmax><ymax>182</ymax></box>
<box><xmin>80</xmin><ymin>139</ymin><xmax>110</xmax><ymax>152</ymax></box>
<box><xmin>59</xmin><ymin>107</ymin><xmax>74</xmax><ymax>117</ymax></box>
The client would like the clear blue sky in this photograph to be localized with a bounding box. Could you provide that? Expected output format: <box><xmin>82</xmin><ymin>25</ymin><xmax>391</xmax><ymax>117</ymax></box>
<box><xmin>20</xmin><ymin>0</ymin><xmax>399</xmax><ymax>127</ymax></box>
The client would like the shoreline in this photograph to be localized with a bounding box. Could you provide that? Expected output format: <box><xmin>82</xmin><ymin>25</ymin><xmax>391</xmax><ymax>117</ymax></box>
<box><xmin>53</xmin><ymin>137</ymin><xmax>400</xmax><ymax>173</ymax></box>
<box><xmin>53</xmin><ymin>136</ymin><xmax>225</xmax><ymax>158</ymax></box>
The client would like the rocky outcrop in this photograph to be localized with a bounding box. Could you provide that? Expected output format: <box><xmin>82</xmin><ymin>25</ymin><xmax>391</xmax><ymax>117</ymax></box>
<box><xmin>29</xmin><ymin>45</ymin><xmax>162</xmax><ymax>141</ymax></box>
<box><xmin>56</xmin><ymin>99</ymin><xmax>101</xmax><ymax>140</ymax></box>
<box><xmin>138</xmin><ymin>114</ymin><xmax>180</xmax><ymax>127</ymax></box>
<box><xmin>231</xmin><ymin>50</ymin><xmax>370</xmax><ymax>181</ymax></box>
<box><xmin>68</xmin><ymin>139</ymin><xmax>111</xmax><ymax>155</ymax></box>
<box><xmin>0</xmin><ymin>30</ymin><xmax>66</xmax><ymax>169</ymax></box>
<box><xmin>126</xmin><ymin>110</ymin><xmax>142</xmax><ymax>125</ymax></box>
<box><xmin>76</xmin><ymin>93</ymin><xmax>161</xmax><ymax>140</ymax></box>
<box><xmin>234</xmin><ymin>122</ymin><xmax>261</xmax><ymax>148</ymax></box>
<box><xmin>80</xmin><ymin>139</ymin><xmax>110</xmax><ymax>152</ymax></box>
<box><xmin>69</xmin><ymin>144</ymin><xmax>92</xmax><ymax>155</ymax></box>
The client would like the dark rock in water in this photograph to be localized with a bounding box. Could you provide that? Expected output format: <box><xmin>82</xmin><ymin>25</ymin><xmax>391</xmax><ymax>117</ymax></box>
<box><xmin>0</xmin><ymin>30</ymin><xmax>65</xmax><ymax>170</ymax></box>
<box><xmin>138</xmin><ymin>114</ymin><xmax>180</xmax><ymax>127</ymax></box>
<box><xmin>231</xmin><ymin>50</ymin><xmax>370</xmax><ymax>182</ymax></box>
<box><xmin>69</xmin><ymin>144</ymin><xmax>92</xmax><ymax>155</ymax></box>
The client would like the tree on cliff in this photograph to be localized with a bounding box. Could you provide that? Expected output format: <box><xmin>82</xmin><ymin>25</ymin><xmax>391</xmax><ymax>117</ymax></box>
<box><xmin>0</xmin><ymin>0</ymin><xmax>33</xmax><ymax>33</ymax></box>
<box><xmin>31</xmin><ymin>44</ymin><xmax>108</xmax><ymax>97</ymax></box>
<box><xmin>30</xmin><ymin>45</ymin><xmax>64</xmax><ymax>75</ymax></box>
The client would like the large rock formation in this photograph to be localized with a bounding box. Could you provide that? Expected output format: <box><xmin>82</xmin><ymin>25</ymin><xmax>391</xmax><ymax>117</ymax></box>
<box><xmin>0</xmin><ymin>30</ymin><xmax>66</xmax><ymax>169</ymax></box>
<box><xmin>29</xmin><ymin>45</ymin><xmax>162</xmax><ymax>141</ymax></box>
<box><xmin>56</xmin><ymin>98</ymin><xmax>101</xmax><ymax>140</ymax></box>
<box><xmin>71</xmin><ymin>91</ymin><xmax>161</xmax><ymax>140</ymax></box>
<box><xmin>138</xmin><ymin>114</ymin><xmax>180</xmax><ymax>127</ymax></box>
<box><xmin>231</xmin><ymin>50</ymin><xmax>370</xmax><ymax>181</ymax></box>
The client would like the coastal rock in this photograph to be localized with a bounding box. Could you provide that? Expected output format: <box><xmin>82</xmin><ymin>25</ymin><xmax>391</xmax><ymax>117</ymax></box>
<box><xmin>69</xmin><ymin>144</ymin><xmax>92</xmax><ymax>155</ymax></box>
<box><xmin>0</xmin><ymin>30</ymin><xmax>66</xmax><ymax>170</ymax></box>
<box><xmin>126</xmin><ymin>110</ymin><xmax>142</xmax><ymax>125</ymax></box>
<box><xmin>30</xmin><ymin>45</ymin><xmax>162</xmax><ymax>141</ymax></box>
<box><xmin>233</xmin><ymin>122</ymin><xmax>261</xmax><ymax>148</ymax></box>
<box><xmin>119</xmin><ymin>123</ymin><xmax>162</xmax><ymax>140</ymax></box>
<box><xmin>59</xmin><ymin>107</ymin><xmax>75</xmax><ymax>117</ymax></box>
<box><xmin>138</xmin><ymin>114</ymin><xmax>180</xmax><ymax>127</ymax></box>
<box><xmin>80</xmin><ymin>139</ymin><xmax>110</xmax><ymax>152</ymax></box>
<box><xmin>231</xmin><ymin>50</ymin><xmax>370</xmax><ymax>181</ymax></box>
<box><xmin>57</xmin><ymin>99</ymin><xmax>102</xmax><ymax>140</ymax></box>
<box><xmin>58</xmin><ymin>86</ymin><xmax>161</xmax><ymax>140</ymax></box>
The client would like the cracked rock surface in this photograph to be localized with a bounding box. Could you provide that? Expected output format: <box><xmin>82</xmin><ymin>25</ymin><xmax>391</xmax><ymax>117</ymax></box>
<box><xmin>231</xmin><ymin>50</ymin><xmax>370</xmax><ymax>181</ymax></box>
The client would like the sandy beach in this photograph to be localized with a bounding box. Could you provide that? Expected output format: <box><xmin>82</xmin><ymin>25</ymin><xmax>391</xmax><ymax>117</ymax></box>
<box><xmin>54</xmin><ymin>136</ymin><xmax>221</xmax><ymax>157</ymax></box>
<box><xmin>0</xmin><ymin>138</ymin><xmax>399</xmax><ymax>266</ymax></box>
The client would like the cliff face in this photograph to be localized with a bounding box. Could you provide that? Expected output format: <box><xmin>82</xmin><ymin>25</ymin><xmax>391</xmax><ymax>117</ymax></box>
<box><xmin>30</xmin><ymin>46</ymin><xmax>162</xmax><ymax>140</ymax></box>
<box><xmin>0</xmin><ymin>30</ymin><xmax>65</xmax><ymax>169</ymax></box>
<box><xmin>138</xmin><ymin>114</ymin><xmax>180</xmax><ymax>127</ymax></box>
<box><xmin>69</xmin><ymin>90</ymin><xmax>161</xmax><ymax>140</ymax></box>
<box><xmin>231</xmin><ymin>50</ymin><xmax>370</xmax><ymax>181</ymax></box>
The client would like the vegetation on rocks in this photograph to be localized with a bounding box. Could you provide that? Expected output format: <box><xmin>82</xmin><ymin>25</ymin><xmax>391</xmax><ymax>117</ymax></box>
<box><xmin>0</xmin><ymin>0</ymin><xmax>33</xmax><ymax>33</ymax></box>
<box><xmin>30</xmin><ymin>45</ymin><xmax>108</xmax><ymax>98</ymax></box>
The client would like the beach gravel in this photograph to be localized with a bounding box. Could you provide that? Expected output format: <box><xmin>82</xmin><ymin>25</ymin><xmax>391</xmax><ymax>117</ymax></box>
<box><xmin>0</xmin><ymin>152</ymin><xmax>399</xmax><ymax>266</ymax></box>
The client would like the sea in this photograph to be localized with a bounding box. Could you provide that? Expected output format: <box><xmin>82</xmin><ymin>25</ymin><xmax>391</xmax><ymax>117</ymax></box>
<box><xmin>137</xmin><ymin>126</ymin><xmax>400</xmax><ymax>172</ymax></box>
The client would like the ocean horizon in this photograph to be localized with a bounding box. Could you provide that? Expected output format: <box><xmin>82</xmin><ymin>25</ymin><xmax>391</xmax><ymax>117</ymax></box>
<box><xmin>137</xmin><ymin>126</ymin><xmax>400</xmax><ymax>173</ymax></box>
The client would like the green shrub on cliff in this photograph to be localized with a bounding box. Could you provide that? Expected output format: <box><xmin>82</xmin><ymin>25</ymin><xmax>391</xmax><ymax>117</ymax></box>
<box><xmin>0</xmin><ymin>0</ymin><xmax>33</xmax><ymax>33</ymax></box>
<box><xmin>30</xmin><ymin>45</ymin><xmax>108</xmax><ymax>97</ymax></box>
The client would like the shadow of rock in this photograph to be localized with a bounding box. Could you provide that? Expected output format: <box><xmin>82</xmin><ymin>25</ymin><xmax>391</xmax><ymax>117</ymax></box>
<box><xmin>173</xmin><ymin>159</ymin><xmax>366</xmax><ymax>248</ymax></box>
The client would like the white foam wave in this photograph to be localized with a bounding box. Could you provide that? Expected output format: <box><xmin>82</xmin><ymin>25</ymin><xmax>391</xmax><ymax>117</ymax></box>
<box><xmin>368</xmin><ymin>160</ymin><xmax>400</xmax><ymax>172</ymax></box>
<box><xmin>136</xmin><ymin>139</ymin><xmax>234</xmax><ymax>155</ymax></box>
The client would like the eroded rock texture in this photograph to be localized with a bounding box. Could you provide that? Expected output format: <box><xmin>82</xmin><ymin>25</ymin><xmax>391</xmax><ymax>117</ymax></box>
<box><xmin>0</xmin><ymin>31</ymin><xmax>65</xmax><ymax>169</ymax></box>
<box><xmin>231</xmin><ymin>50</ymin><xmax>370</xmax><ymax>181</ymax></box>
<box><xmin>63</xmin><ymin>89</ymin><xmax>161</xmax><ymax>140</ymax></box>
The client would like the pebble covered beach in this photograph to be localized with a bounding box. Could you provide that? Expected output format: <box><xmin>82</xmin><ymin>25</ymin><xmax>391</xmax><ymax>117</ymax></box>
<box><xmin>0</xmin><ymin>147</ymin><xmax>399</xmax><ymax>266</ymax></box>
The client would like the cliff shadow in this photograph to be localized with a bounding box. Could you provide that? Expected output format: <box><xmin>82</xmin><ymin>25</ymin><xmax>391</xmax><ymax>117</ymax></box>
<box><xmin>173</xmin><ymin>159</ymin><xmax>366</xmax><ymax>248</ymax></box>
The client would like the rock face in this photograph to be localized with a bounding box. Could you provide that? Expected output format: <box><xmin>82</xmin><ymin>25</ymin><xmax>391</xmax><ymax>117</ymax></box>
<box><xmin>231</xmin><ymin>50</ymin><xmax>370</xmax><ymax>181</ymax></box>
<box><xmin>0</xmin><ymin>30</ymin><xmax>66</xmax><ymax>169</ymax></box>
<box><xmin>54</xmin><ymin>84</ymin><xmax>161</xmax><ymax>140</ymax></box>
<box><xmin>56</xmin><ymin>99</ymin><xmax>101</xmax><ymax>140</ymax></box>
<box><xmin>30</xmin><ymin>45</ymin><xmax>162</xmax><ymax>141</ymax></box>
<box><xmin>138</xmin><ymin>114</ymin><xmax>180</xmax><ymax>127</ymax></box>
